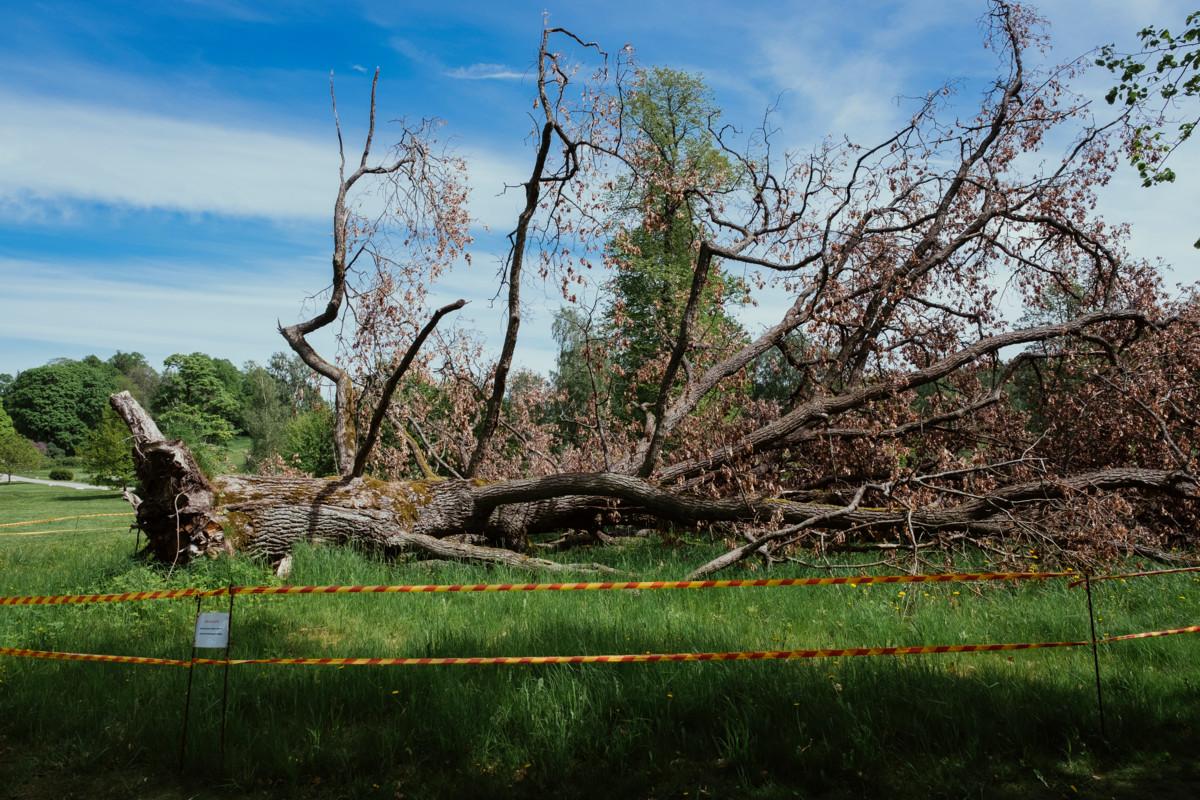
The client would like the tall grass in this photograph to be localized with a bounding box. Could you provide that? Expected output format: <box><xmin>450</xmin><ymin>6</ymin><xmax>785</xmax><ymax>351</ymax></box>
<box><xmin>0</xmin><ymin>483</ymin><xmax>1197</xmax><ymax>798</ymax></box>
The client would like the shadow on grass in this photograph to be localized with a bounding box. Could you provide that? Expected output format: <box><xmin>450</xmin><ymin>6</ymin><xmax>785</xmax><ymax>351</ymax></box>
<box><xmin>56</xmin><ymin>492</ymin><xmax>125</xmax><ymax>503</ymax></box>
<box><xmin>3</xmin><ymin>610</ymin><xmax>1197</xmax><ymax>800</ymax></box>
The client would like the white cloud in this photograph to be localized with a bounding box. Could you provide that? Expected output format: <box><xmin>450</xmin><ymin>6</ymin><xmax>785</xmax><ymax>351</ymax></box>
<box><xmin>0</xmin><ymin>91</ymin><xmax>338</xmax><ymax>220</ymax></box>
<box><xmin>0</xmin><ymin>251</ymin><xmax>565</xmax><ymax>376</ymax></box>
<box><xmin>0</xmin><ymin>257</ymin><xmax>332</xmax><ymax>373</ymax></box>
<box><xmin>445</xmin><ymin>63</ymin><xmax>527</xmax><ymax>81</ymax></box>
<box><xmin>460</xmin><ymin>145</ymin><xmax>530</xmax><ymax>233</ymax></box>
<box><xmin>0</xmin><ymin>89</ymin><xmax>538</xmax><ymax>235</ymax></box>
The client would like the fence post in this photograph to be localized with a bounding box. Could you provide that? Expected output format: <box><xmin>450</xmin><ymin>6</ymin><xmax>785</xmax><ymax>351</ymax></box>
<box><xmin>178</xmin><ymin>595</ymin><xmax>202</xmax><ymax>771</ymax></box>
<box><xmin>1083</xmin><ymin>573</ymin><xmax>1108</xmax><ymax>740</ymax></box>
<box><xmin>220</xmin><ymin>584</ymin><xmax>235</xmax><ymax>768</ymax></box>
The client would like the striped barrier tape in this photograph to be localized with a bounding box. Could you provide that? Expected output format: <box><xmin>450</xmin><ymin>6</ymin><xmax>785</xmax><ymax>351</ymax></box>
<box><xmin>0</xmin><ymin>512</ymin><xmax>132</xmax><ymax>529</ymax></box>
<box><xmin>1069</xmin><ymin>565</ymin><xmax>1200</xmax><ymax>587</ymax></box>
<box><xmin>0</xmin><ymin>646</ymin><xmax>189</xmax><ymax>667</ymax></box>
<box><xmin>0</xmin><ymin>571</ymin><xmax>1072</xmax><ymax>606</ymax></box>
<box><xmin>230</xmin><ymin>572</ymin><xmax>1070</xmax><ymax>596</ymax></box>
<box><xmin>0</xmin><ymin>588</ymin><xmax>210</xmax><ymax>606</ymax></box>
<box><xmin>197</xmin><ymin>639</ymin><xmax>1089</xmax><ymax>667</ymax></box>
<box><xmin>3</xmin><ymin>565</ymin><xmax>1195</xmax><ymax>608</ymax></box>
<box><xmin>0</xmin><ymin>526</ymin><xmax>133</xmax><ymax>538</ymax></box>
<box><xmin>2</xmin><ymin>625</ymin><xmax>1195</xmax><ymax>669</ymax></box>
<box><xmin>1106</xmin><ymin>624</ymin><xmax>1200</xmax><ymax>642</ymax></box>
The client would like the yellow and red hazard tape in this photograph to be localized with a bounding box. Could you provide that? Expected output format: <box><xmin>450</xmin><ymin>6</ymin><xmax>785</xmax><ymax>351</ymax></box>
<box><xmin>0</xmin><ymin>571</ymin><xmax>1072</xmax><ymax>606</ymax></box>
<box><xmin>4</xmin><ymin>565</ymin><xmax>1196</xmax><ymax>608</ymax></box>
<box><xmin>0</xmin><ymin>525</ymin><xmax>134</xmax><ymax>538</ymax></box>
<box><xmin>1069</xmin><ymin>565</ymin><xmax>1200</xmax><ymax>587</ymax></box>
<box><xmin>1106</xmin><ymin>624</ymin><xmax>1200</xmax><ymax>642</ymax></box>
<box><xmin>3</xmin><ymin>626</ymin><xmax>1195</xmax><ymax>669</ymax></box>
<box><xmin>0</xmin><ymin>646</ymin><xmax>189</xmax><ymax>667</ymax></box>
<box><xmin>0</xmin><ymin>512</ymin><xmax>132</xmax><ymax>529</ymax></box>
<box><xmin>0</xmin><ymin>588</ymin><xmax>210</xmax><ymax>606</ymax></box>
<box><xmin>232</xmin><ymin>572</ymin><xmax>1069</xmax><ymax>597</ymax></box>
<box><xmin>198</xmin><ymin>639</ymin><xmax>1089</xmax><ymax>667</ymax></box>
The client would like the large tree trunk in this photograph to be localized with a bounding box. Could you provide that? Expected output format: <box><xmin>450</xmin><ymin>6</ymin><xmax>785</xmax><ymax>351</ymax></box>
<box><xmin>111</xmin><ymin>392</ymin><xmax>596</xmax><ymax>570</ymax></box>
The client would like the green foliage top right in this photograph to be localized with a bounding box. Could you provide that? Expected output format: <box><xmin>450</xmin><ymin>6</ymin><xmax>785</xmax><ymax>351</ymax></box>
<box><xmin>1100</xmin><ymin>11</ymin><xmax>1200</xmax><ymax>199</ymax></box>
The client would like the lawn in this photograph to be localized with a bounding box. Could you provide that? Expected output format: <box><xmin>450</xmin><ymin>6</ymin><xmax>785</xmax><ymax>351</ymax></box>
<box><xmin>0</xmin><ymin>482</ymin><xmax>1197</xmax><ymax>799</ymax></box>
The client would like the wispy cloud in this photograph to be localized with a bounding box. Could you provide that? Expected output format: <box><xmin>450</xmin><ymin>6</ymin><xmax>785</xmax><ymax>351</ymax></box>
<box><xmin>178</xmin><ymin>0</ymin><xmax>275</xmax><ymax>23</ymax></box>
<box><xmin>445</xmin><ymin>63</ymin><xmax>526</xmax><ymax>81</ymax></box>
<box><xmin>390</xmin><ymin>37</ymin><xmax>526</xmax><ymax>81</ymax></box>
<box><xmin>390</xmin><ymin>37</ymin><xmax>440</xmax><ymax>70</ymax></box>
<box><xmin>0</xmin><ymin>256</ymin><xmax>328</xmax><ymax>373</ymax></box>
<box><xmin>0</xmin><ymin>88</ymin><xmax>533</xmax><ymax>233</ymax></box>
<box><xmin>0</xmin><ymin>90</ymin><xmax>336</xmax><ymax>220</ymax></box>
<box><xmin>0</xmin><ymin>250</ymin><xmax>563</xmax><ymax>376</ymax></box>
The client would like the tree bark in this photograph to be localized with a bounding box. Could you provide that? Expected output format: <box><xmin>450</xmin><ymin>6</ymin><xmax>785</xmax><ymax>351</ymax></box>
<box><xmin>110</xmin><ymin>392</ymin><xmax>610</xmax><ymax>571</ymax></box>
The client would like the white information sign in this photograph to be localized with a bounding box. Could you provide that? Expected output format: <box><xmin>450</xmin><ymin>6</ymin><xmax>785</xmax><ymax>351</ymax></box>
<box><xmin>194</xmin><ymin>611</ymin><xmax>230</xmax><ymax>649</ymax></box>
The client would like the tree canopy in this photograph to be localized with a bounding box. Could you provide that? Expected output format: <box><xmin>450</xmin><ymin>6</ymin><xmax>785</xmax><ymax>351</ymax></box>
<box><xmin>3</xmin><ymin>359</ymin><xmax>118</xmax><ymax>453</ymax></box>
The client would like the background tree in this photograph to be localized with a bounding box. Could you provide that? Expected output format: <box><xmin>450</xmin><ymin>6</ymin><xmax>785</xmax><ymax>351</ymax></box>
<box><xmin>549</xmin><ymin>305</ymin><xmax>612</xmax><ymax>452</ymax></box>
<box><xmin>279</xmin><ymin>406</ymin><xmax>337</xmax><ymax>476</ymax></box>
<box><xmin>4</xmin><ymin>359</ymin><xmax>117</xmax><ymax>452</ymax></box>
<box><xmin>79</xmin><ymin>407</ymin><xmax>136</xmax><ymax>488</ymax></box>
<box><xmin>241</xmin><ymin>362</ymin><xmax>292</xmax><ymax>470</ymax></box>
<box><xmin>605</xmin><ymin>67</ymin><xmax>746</xmax><ymax>417</ymax></box>
<box><xmin>1100</xmin><ymin>10</ymin><xmax>1200</xmax><ymax>245</ymax></box>
<box><xmin>0</xmin><ymin>404</ymin><xmax>41</xmax><ymax>482</ymax></box>
<box><xmin>154</xmin><ymin>352</ymin><xmax>244</xmax><ymax>431</ymax></box>
<box><xmin>106</xmin><ymin>351</ymin><xmax>160</xmax><ymax>407</ymax></box>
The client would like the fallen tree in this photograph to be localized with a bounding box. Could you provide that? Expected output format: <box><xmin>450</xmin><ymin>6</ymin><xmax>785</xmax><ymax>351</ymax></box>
<box><xmin>117</xmin><ymin>3</ymin><xmax>1200</xmax><ymax>576</ymax></box>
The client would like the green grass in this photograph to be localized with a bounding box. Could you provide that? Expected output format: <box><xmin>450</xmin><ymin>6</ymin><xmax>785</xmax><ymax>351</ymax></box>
<box><xmin>0</xmin><ymin>483</ymin><xmax>1198</xmax><ymax>799</ymax></box>
<box><xmin>223</xmin><ymin>435</ymin><xmax>253</xmax><ymax>473</ymax></box>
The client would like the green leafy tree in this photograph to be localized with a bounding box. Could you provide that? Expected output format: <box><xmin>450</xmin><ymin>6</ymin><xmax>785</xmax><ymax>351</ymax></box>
<box><xmin>1101</xmin><ymin>12</ymin><xmax>1200</xmax><ymax>245</ymax></box>
<box><xmin>0</xmin><ymin>404</ymin><xmax>41</xmax><ymax>482</ymax></box>
<box><xmin>80</xmin><ymin>407</ymin><xmax>136</xmax><ymax>488</ymax></box>
<box><xmin>604</xmin><ymin>68</ymin><xmax>746</xmax><ymax>415</ymax></box>
<box><xmin>241</xmin><ymin>364</ymin><xmax>292</xmax><ymax>469</ymax></box>
<box><xmin>549</xmin><ymin>307</ymin><xmax>611</xmax><ymax>446</ymax></box>
<box><xmin>240</xmin><ymin>353</ymin><xmax>325</xmax><ymax>470</ymax></box>
<box><xmin>281</xmin><ymin>407</ymin><xmax>337</xmax><ymax>476</ymax></box>
<box><xmin>152</xmin><ymin>352</ymin><xmax>245</xmax><ymax>475</ymax></box>
<box><xmin>3</xmin><ymin>359</ymin><xmax>118</xmax><ymax>452</ymax></box>
<box><xmin>154</xmin><ymin>352</ymin><xmax>244</xmax><ymax>430</ymax></box>
<box><xmin>266</xmin><ymin>352</ymin><xmax>323</xmax><ymax>411</ymax></box>
<box><xmin>107</xmin><ymin>351</ymin><xmax>160</xmax><ymax>407</ymax></box>
<box><xmin>158</xmin><ymin>403</ymin><xmax>236</xmax><ymax>478</ymax></box>
<box><xmin>750</xmin><ymin>332</ymin><xmax>814</xmax><ymax>407</ymax></box>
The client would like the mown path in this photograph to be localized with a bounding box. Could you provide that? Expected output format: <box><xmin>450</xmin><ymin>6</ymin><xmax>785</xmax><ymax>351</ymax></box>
<box><xmin>2</xmin><ymin>474</ymin><xmax>109</xmax><ymax>491</ymax></box>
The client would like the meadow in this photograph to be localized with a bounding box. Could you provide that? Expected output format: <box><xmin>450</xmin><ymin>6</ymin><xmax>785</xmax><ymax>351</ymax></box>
<box><xmin>0</xmin><ymin>482</ymin><xmax>1197</xmax><ymax>799</ymax></box>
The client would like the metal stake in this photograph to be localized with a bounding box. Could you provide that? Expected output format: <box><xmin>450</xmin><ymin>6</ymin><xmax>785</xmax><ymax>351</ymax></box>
<box><xmin>220</xmin><ymin>584</ymin><xmax>235</xmax><ymax>767</ymax></box>
<box><xmin>178</xmin><ymin>595</ymin><xmax>201</xmax><ymax>771</ymax></box>
<box><xmin>1083</xmin><ymin>573</ymin><xmax>1108</xmax><ymax>740</ymax></box>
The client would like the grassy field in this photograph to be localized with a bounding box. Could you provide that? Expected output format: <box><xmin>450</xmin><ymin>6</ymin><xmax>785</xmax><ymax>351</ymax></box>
<box><xmin>1</xmin><ymin>482</ymin><xmax>1198</xmax><ymax>799</ymax></box>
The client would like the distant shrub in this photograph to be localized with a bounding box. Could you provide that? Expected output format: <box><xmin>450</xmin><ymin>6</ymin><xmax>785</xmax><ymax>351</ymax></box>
<box><xmin>48</xmin><ymin>469</ymin><xmax>73</xmax><ymax>481</ymax></box>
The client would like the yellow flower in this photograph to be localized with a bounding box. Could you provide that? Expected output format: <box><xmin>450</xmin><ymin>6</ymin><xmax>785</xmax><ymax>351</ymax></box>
<box><xmin>898</xmin><ymin>591</ymin><xmax>906</xmax><ymax>597</ymax></box>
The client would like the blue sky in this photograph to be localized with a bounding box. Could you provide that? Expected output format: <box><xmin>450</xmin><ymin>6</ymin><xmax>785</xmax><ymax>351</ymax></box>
<box><xmin>1</xmin><ymin>0</ymin><xmax>1197</xmax><ymax>377</ymax></box>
